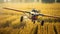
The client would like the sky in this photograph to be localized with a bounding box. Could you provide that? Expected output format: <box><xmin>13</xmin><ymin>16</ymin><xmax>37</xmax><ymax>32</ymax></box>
<box><xmin>0</xmin><ymin>0</ymin><xmax>60</xmax><ymax>3</ymax></box>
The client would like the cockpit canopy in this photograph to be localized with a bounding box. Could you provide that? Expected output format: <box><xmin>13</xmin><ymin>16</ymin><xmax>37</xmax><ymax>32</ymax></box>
<box><xmin>32</xmin><ymin>9</ymin><xmax>39</xmax><ymax>13</ymax></box>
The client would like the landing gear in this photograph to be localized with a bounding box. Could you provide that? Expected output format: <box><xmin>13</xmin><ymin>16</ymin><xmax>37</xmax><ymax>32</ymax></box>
<box><xmin>33</xmin><ymin>20</ymin><xmax>35</xmax><ymax>24</ymax></box>
<box><xmin>32</xmin><ymin>19</ymin><xmax>36</xmax><ymax>24</ymax></box>
<box><xmin>41</xmin><ymin>20</ymin><xmax>44</xmax><ymax>26</ymax></box>
<box><xmin>20</xmin><ymin>16</ymin><xmax>23</xmax><ymax>22</ymax></box>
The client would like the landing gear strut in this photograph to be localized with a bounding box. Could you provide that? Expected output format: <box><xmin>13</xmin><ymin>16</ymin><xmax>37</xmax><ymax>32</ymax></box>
<box><xmin>20</xmin><ymin>16</ymin><xmax>23</xmax><ymax>22</ymax></box>
<box><xmin>41</xmin><ymin>20</ymin><xmax>44</xmax><ymax>26</ymax></box>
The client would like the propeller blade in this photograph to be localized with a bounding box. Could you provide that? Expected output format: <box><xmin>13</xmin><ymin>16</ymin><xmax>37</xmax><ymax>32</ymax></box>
<box><xmin>3</xmin><ymin>7</ymin><xmax>30</xmax><ymax>13</ymax></box>
<box><xmin>39</xmin><ymin>14</ymin><xmax>60</xmax><ymax>18</ymax></box>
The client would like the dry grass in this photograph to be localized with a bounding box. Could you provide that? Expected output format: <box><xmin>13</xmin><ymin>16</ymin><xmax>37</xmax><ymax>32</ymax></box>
<box><xmin>0</xmin><ymin>2</ymin><xmax>60</xmax><ymax>34</ymax></box>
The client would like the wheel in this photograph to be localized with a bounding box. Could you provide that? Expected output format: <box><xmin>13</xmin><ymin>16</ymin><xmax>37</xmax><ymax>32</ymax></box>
<box><xmin>41</xmin><ymin>20</ymin><xmax>44</xmax><ymax>26</ymax></box>
<box><xmin>20</xmin><ymin>16</ymin><xmax>24</xmax><ymax>22</ymax></box>
<box><xmin>33</xmin><ymin>20</ymin><xmax>35</xmax><ymax>24</ymax></box>
<box><xmin>34</xmin><ymin>20</ymin><xmax>35</xmax><ymax>24</ymax></box>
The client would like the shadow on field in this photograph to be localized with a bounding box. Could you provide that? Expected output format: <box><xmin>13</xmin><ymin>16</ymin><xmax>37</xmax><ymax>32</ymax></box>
<box><xmin>0</xmin><ymin>20</ymin><xmax>26</xmax><ymax>29</ymax></box>
<box><xmin>34</xmin><ymin>25</ymin><xmax>38</xmax><ymax>34</ymax></box>
<box><xmin>12</xmin><ymin>22</ymin><xmax>26</xmax><ymax>29</ymax></box>
<box><xmin>30</xmin><ymin>25</ymin><xmax>38</xmax><ymax>34</ymax></box>
<box><xmin>53</xmin><ymin>25</ymin><xmax>58</xmax><ymax>34</ymax></box>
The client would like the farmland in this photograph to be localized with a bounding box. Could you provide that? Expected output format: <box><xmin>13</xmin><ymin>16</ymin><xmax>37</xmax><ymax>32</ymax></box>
<box><xmin>0</xmin><ymin>2</ymin><xmax>60</xmax><ymax>34</ymax></box>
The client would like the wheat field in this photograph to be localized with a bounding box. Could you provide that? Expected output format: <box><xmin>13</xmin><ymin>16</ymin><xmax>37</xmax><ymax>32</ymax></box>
<box><xmin>0</xmin><ymin>2</ymin><xmax>60</xmax><ymax>34</ymax></box>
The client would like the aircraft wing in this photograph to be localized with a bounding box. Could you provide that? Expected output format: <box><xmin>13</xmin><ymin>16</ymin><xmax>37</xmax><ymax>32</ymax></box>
<box><xmin>39</xmin><ymin>14</ymin><xmax>60</xmax><ymax>18</ymax></box>
<box><xmin>3</xmin><ymin>7</ymin><xmax>30</xmax><ymax>13</ymax></box>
